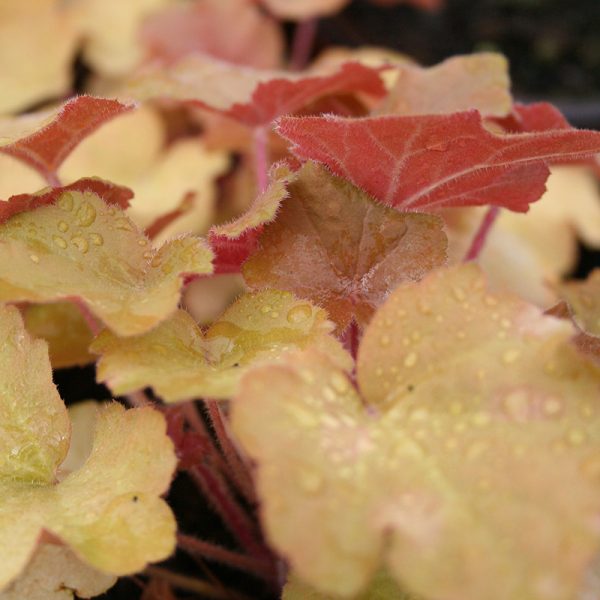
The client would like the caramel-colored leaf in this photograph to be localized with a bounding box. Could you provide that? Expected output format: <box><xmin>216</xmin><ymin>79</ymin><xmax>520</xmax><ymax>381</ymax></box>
<box><xmin>0</xmin><ymin>544</ymin><xmax>116</xmax><ymax>600</ymax></box>
<box><xmin>277</xmin><ymin>110</ymin><xmax>600</xmax><ymax>212</ymax></box>
<box><xmin>141</xmin><ymin>0</ymin><xmax>284</xmax><ymax>69</ymax></box>
<box><xmin>0</xmin><ymin>96</ymin><xmax>134</xmax><ymax>184</ymax></box>
<box><xmin>381</xmin><ymin>53</ymin><xmax>511</xmax><ymax>117</ymax></box>
<box><xmin>23</xmin><ymin>302</ymin><xmax>94</xmax><ymax>369</ymax></box>
<box><xmin>0</xmin><ymin>306</ymin><xmax>177</xmax><ymax>591</ymax></box>
<box><xmin>243</xmin><ymin>162</ymin><xmax>447</xmax><ymax>331</ymax></box>
<box><xmin>210</xmin><ymin>163</ymin><xmax>296</xmax><ymax>273</ymax></box>
<box><xmin>92</xmin><ymin>290</ymin><xmax>350</xmax><ymax>402</ymax></box>
<box><xmin>125</xmin><ymin>56</ymin><xmax>386</xmax><ymax>127</ymax></box>
<box><xmin>0</xmin><ymin>1</ymin><xmax>79</xmax><ymax>114</ymax></box>
<box><xmin>0</xmin><ymin>181</ymin><xmax>213</xmax><ymax>336</ymax></box>
<box><xmin>232</xmin><ymin>264</ymin><xmax>600</xmax><ymax>599</ymax></box>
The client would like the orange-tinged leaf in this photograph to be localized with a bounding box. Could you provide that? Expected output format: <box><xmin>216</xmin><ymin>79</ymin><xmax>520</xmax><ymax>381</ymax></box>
<box><xmin>0</xmin><ymin>0</ymin><xmax>79</xmax><ymax>114</ymax></box>
<box><xmin>125</xmin><ymin>56</ymin><xmax>386</xmax><ymax>127</ymax></box>
<box><xmin>92</xmin><ymin>290</ymin><xmax>350</xmax><ymax>402</ymax></box>
<box><xmin>277</xmin><ymin>110</ymin><xmax>600</xmax><ymax>212</ymax></box>
<box><xmin>210</xmin><ymin>163</ymin><xmax>296</xmax><ymax>273</ymax></box>
<box><xmin>0</xmin><ymin>96</ymin><xmax>134</xmax><ymax>184</ymax></box>
<box><xmin>380</xmin><ymin>53</ymin><xmax>511</xmax><ymax>117</ymax></box>
<box><xmin>0</xmin><ymin>181</ymin><xmax>213</xmax><ymax>336</ymax></box>
<box><xmin>0</xmin><ymin>544</ymin><xmax>116</xmax><ymax>600</ymax></box>
<box><xmin>242</xmin><ymin>162</ymin><xmax>447</xmax><ymax>331</ymax></box>
<box><xmin>0</xmin><ymin>306</ymin><xmax>177</xmax><ymax>591</ymax></box>
<box><xmin>141</xmin><ymin>0</ymin><xmax>284</xmax><ymax>69</ymax></box>
<box><xmin>556</xmin><ymin>270</ymin><xmax>600</xmax><ymax>337</ymax></box>
<box><xmin>232</xmin><ymin>264</ymin><xmax>600</xmax><ymax>599</ymax></box>
<box><xmin>23</xmin><ymin>302</ymin><xmax>94</xmax><ymax>369</ymax></box>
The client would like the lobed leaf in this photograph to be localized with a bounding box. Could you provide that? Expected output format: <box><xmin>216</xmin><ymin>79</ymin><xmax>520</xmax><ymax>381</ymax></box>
<box><xmin>92</xmin><ymin>290</ymin><xmax>350</xmax><ymax>402</ymax></box>
<box><xmin>277</xmin><ymin>110</ymin><xmax>600</xmax><ymax>212</ymax></box>
<box><xmin>0</xmin><ymin>306</ymin><xmax>177</xmax><ymax>591</ymax></box>
<box><xmin>125</xmin><ymin>56</ymin><xmax>386</xmax><ymax>127</ymax></box>
<box><xmin>232</xmin><ymin>264</ymin><xmax>600</xmax><ymax>599</ymax></box>
<box><xmin>0</xmin><ymin>96</ymin><xmax>134</xmax><ymax>184</ymax></box>
<box><xmin>381</xmin><ymin>53</ymin><xmax>511</xmax><ymax>117</ymax></box>
<box><xmin>0</xmin><ymin>181</ymin><xmax>213</xmax><ymax>336</ymax></box>
<box><xmin>556</xmin><ymin>270</ymin><xmax>600</xmax><ymax>338</ymax></box>
<box><xmin>242</xmin><ymin>162</ymin><xmax>447</xmax><ymax>331</ymax></box>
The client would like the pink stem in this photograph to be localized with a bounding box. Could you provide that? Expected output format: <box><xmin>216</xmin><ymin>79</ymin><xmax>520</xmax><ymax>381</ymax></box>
<box><xmin>206</xmin><ymin>401</ymin><xmax>256</xmax><ymax>505</ymax></box>
<box><xmin>463</xmin><ymin>206</ymin><xmax>501</xmax><ymax>262</ymax></box>
<box><xmin>253</xmin><ymin>126</ymin><xmax>269</xmax><ymax>193</ymax></box>
<box><xmin>290</xmin><ymin>18</ymin><xmax>318</xmax><ymax>71</ymax></box>
<box><xmin>44</xmin><ymin>170</ymin><xmax>62</xmax><ymax>188</ymax></box>
<box><xmin>177</xmin><ymin>534</ymin><xmax>275</xmax><ymax>580</ymax></box>
<box><xmin>71</xmin><ymin>299</ymin><xmax>101</xmax><ymax>336</ymax></box>
<box><xmin>342</xmin><ymin>320</ymin><xmax>360</xmax><ymax>361</ymax></box>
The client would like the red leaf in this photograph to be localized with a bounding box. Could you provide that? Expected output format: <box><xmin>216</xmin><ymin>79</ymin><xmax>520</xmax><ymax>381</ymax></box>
<box><xmin>210</xmin><ymin>229</ymin><xmax>262</xmax><ymax>275</ymax></box>
<box><xmin>0</xmin><ymin>178</ymin><xmax>133</xmax><ymax>224</ymax></box>
<box><xmin>494</xmin><ymin>102</ymin><xmax>571</xmax><ymax>133</ymax></box>
<box><xmin>277</xmin><ymin>109</ymin><xmax>600</xmax><ymax>212</ymax></box>
<box><xmin>0</xmin><ymin>96</ymin><xmax>134</xmax><ymax>185</ymax></box>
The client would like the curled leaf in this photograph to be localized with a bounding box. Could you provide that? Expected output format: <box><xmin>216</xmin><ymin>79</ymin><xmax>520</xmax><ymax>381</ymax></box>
<box><xmin>232</xmin><ymin>264</ymin><xmax>600</xmax><ymax>599</ymax></box>
<box><xmin>126</xmin><ymin>57</ymin><xmax>386</xmax><ymax>127</ymax></box>
<box><xmin>556</xmin><ymin>270</ymin><xmax>600</xmax><ymax>338</ymax></box>
<box><xmin>0</xmin><ymin>180</ymin><xmax>213</xmax><ymax>335</ymax></box>
<box><xmin>0</xmin><ymin>96</ymin><xmax>134</xmax><ymax>184</ymax></box>
<box><xmin>0</xmin><ymin>306</ymin><xmax>177</xmax><ymax>590</ymax></box>
<box><xmin>242</xmin><ymin>162</ymin><xmax>447</xmax><ymax>331</ymax></box>
<box><xmin>277</xmin><ymin>110</ymin><xmax>600</xmax><ymax>212</ymax></box>
<box><xmin>92</xmin><ymin>290</ymin><xmax>350</xmax><ymax>402</ymax></box>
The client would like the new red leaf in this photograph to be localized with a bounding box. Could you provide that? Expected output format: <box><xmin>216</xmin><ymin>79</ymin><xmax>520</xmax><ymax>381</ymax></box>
<box><xmin>0</xmin><ymin>96</ymin><xmax>134</xmax><ymax>185</ymax></box>
<box><xmin>277</xmin><ymin>110</ymin><xmax>600</xmax><ymax>212</ymax></box>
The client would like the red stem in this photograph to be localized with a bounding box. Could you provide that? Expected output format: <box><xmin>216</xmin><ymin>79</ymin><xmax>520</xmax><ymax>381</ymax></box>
<box><xmin>253</xmin><ymin>126</ymin><xmax>269</xmax><ymax>193</ymax></box>
<box><xmin>189</xmin><ymin>462</ymin><xmax>265</xmax><ymax>557</ymax></box>
<box><xmin>290</xmin><ymin>18</ymin><xmax>318</xmax><ymax>71</ymax></box>
<box><xmin>71</xmin><ymin>298</ymin><xmax>101</xmax><ymax>336</ymax></box>
<box><xmin>463</xmin><ymin>206</ymin><xmax>501</xmax><ymax>262</ymax></box>
<box><xmin>44</xmin><ymin>170</ymin><xmax>62</xmax><ymax>188</ymax></box>
<box><xmin>177</xmin><ymin>533</ymin><xmax>275</xmax><ymax>580</ymax></box>
<box><xmin>206</xmin><ymin>400</ymin><xmax>256</xmax><ymax>506</ymax></box>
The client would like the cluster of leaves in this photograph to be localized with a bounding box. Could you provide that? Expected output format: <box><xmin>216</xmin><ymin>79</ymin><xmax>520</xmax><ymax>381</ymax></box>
<box><xmin>1</xmin><ymin>0</ymin><xmax>600</xmax><ymax>599</ymax></box>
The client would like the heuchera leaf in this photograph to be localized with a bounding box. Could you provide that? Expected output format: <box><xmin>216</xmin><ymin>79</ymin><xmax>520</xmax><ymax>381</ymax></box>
<box><xmin>210</xmin><ymin>163</ymin><xmax>296</xmax><ymax>274</ymax></box>
<box><xmin>556</xmin><ymin>270</ymin><xmax>600</xmax><ymax>338</ymax></box>
<box><xmin>0</xmin><ymin>96</ymin><xmax>134</xmax><ymax>185</ymax></box>
<box><xmin>381</xmin><ymin>53</ymin><xmax>511</xmax><ymax>117</ymax></box>
<box><xmin>231</xmin><ymin>264</ymin><xmax>600</xmax><ymax>599</ymax></box>
<box><xmin>0</xmin><ymin>544</ymin><xmax>117</xmax><ymax>600</ymax></box>
<box><xmin>126</xmin><ymin>57</ymin><xmax>386</xmax><ymax>127</ymax></box>
<box><xmin>91</xmin><ymin>290</ymin><xmax>351</xmax><ymax>402</ymax></box>
<box><xmin>141</xmin><ymin>0</ymin><xmax>284</xmax><ymax>69</ymax></box>
<box><xmin>0</xmin><ymin>180</ymin><xmax>213</xmax><ymax>336</ymax></box>
<box><xmin>22</xmin><ymin>302</ymin><xmax>94</xmax><ymax>369</ymax></box>
<box><xmin>260</xmin><ymin>0</ymin><xmax>348</xmax><ymax>19</ymax></box>
<box><xmin>276</xmin><ymin>110</ymin><xmax>600</xmax><ymax>212</ymax></box>
<box><xmin>242</xmin><ymin>162</ymin><xmax>447</xmax><ymax>331</ymax></box>
<box><xmin>0</xmin><ymin>306</ymin><xmax>177</xmax><ymax>590</ymax></box>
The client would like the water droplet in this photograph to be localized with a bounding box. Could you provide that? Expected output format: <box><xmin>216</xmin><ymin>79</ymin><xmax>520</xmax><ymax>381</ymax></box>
<box><xmin>260</xmin><ymin>305</ymin><xmax>272</xmax><ymax>314</ymax></box>
<box><xmin>58</xmin><ymin>193</ymin><xmax>74</xmax><ymax>211</ymax></box>
<box><xmin>89</xmin><ymin>233</ymin><xmax>104</xmax><ymax>246</ymax></box>
<box><xmin>466</xmin><ymin>441</ymin><xmax>488</xmax><ymax>460</ymax></box>
<box><xmin>70</xmin><ymin>236</ymin><xmax>89</xmax><ymax>254</ymax></box>
<box><xmin>322</xmin><ymin>386</ymin><xmax>336</xmax><ymax>401</ymax></box>
<box><xmin>270</xmin><ymin>311</ymin><xmax>279</xmax><ymax>319</ymax></box>
<box><xmin>115</xmin><ymin>218</ymin><xmax>133</xmax><ymax>231</ymax></box>
<box><xmin>143</xmin><ymin>251</ymin><xmax>153</xmax><ymax>260</ymax></box>
<box><xmin>484</xmin><ymin>295</ymin><xmax>497</xmax><ymax>306</ymax></box>
<box><xmin>449</xmin><ymin>401</ymin><xmax>463</xmax><ymax>415</ymax></box>
<box><xmin>500</xmin><ymin>318</ymin><xmax>511</xmax><ymax>329</ymax></box>
<box><xmin>285</xmin><ymin>404</ymin><xmax>319</xmax><ymax>428</ymax></box>
<box><xmin>471</xmin><ymin>411</ymin><xmax>491</xmax><ymax>427</ymax></box>
<box><xmin>380</xmin><ymin>334</ymin><xmax>391</xmax><ymax>347</ymax></box>
<box><xmin>287</xmin><ymin>304</ymin><xmax>312</xmax><ymax>324</ymax></box>
<box><xmin>29</xmin><ymin>254</ymin><xmax>39</xmax><ymax>263</ymax></box>
<box><xmin>456</xmin><ymin>330</ymin><xmax>466</xmax><ymax>339</ymax></box>
<box><xmin>502</xmin><ymin>349</ymin><xmax>520</xmax><ymax>365</ymax></box>
<box><xmin>566</xmin><ymin>429</ymin><xmax>586</xmax><ymax>446</ymax></box>
<box><xmin>542</xmin><ymin>396</ymin><xmax>563</xmax><ymax>418</ymax></box>
<box><xmin>452</xmin><ymin>286</ymin><xmax>466</xmax><ymax>301</ymax></box>
<box><xmin>75</xmin><ymin>201</ymin><xmax>96</xmax><ymax>227</ymax></box>
<box><xmin>52</xmin><ymin>235</ymin><xmax>67</xmax><ymax>249</ymax></box>
<box><xmin>57</xmin><ymin>220</ymin><xmax>69</xmax><ymax>232</ymax></box>
<box><xmin>138</xmin><ymin>239</ymin><xmax>148</xmax><ymax>246</ymax></box>
<box><xmin>330</xmin><ymin>372</ymin><xmax>349</xmax><ymax>394</ymax></box>
<box><xmin>404</xmin><ymin>352</ymin><xmax>418</xmax><ymax>367</ymax></box>
<box><xmin>409</xmin><ymin>407</ymin><xmax>429</xmax><ymax>421</ymax></box>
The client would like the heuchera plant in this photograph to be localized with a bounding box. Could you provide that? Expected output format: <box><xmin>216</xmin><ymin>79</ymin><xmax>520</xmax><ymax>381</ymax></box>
<box><xmin>1</xmin><ymin>1</ymin><xmax>600</xmax><ymax>598</ymax></box>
